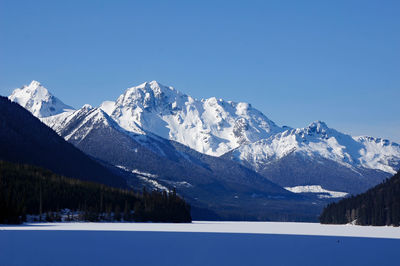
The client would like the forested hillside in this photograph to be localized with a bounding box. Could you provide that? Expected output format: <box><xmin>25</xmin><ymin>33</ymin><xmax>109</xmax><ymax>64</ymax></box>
<box><xmin>0</xmin><ymin>96</ymin><xmax>127</xmax><ymax>188</ymax></box>
<box><xmin>320</xmin><ymin>171</ymin><xmax>400</xmax><ymax>226</ymax></box>
<box><xmin>0</xmin><ymin>161</ymin><xmax>191</xmax><ymax>224</ymax></box>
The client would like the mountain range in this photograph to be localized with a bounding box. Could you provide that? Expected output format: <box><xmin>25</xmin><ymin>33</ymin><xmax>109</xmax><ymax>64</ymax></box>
<box><xmin>6</xmin><ymin>80</ymin><xmax>400</xmax><ymax>220</ymax></box>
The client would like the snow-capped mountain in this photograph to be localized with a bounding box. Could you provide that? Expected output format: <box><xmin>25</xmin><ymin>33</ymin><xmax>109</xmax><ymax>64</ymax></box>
<box><xmin>223</xmin><ymin>121</ymin><xmax>400</xmax><ymax>193</ymax></box>
<box><xmin>41</xmin><ymin>103</ymin><xmax>290</xmax><ymax>192</ymax></box>
<box><xmin>8</xmin><ymin>80</ymin><xmax>74</xmax><ymax>118</ymax></box>
<box><xmin>7</xmin><ymin>80</ymin><xmax>400</xmax><ymax>196</ymax></box>
<box><xmin>100</xmin><ymin>81</ymin><xmax>282</xmax><ymax>156</ymax></box>
<box><xmin>229</xmin><ymin>121</ymin><xmax>400</xmax><ymax>174</ymax></box>
<box><xmin>39</xmin><ymin>102</ymin><xmax>303</xmax><ymax>221</ymax></box>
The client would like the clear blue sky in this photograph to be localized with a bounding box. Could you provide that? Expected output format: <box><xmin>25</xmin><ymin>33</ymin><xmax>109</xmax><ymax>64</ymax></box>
<box><xmin>1</xmin><ymin>0</ymin><xmax>399</xmax><ymax>142</ymax></box>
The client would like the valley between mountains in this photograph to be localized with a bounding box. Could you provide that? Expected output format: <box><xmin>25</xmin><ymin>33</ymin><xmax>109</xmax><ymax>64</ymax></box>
<box><xmin>7</xmin><ymin>80</ymin><xmax>400</xmax><ymax>221</ymax></box>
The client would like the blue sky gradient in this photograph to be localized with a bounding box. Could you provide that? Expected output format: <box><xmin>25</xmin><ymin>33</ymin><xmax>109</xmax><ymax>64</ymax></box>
<box><xmin>1</xmin><ymin>0</ymin><xmax>399</xmax><ymax>141</ymax></box>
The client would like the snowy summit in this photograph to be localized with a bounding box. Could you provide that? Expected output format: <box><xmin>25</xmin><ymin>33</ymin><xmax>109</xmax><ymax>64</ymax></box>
<box><xmin>8</xmin><ymin>80</ymin><xmax>74</xmax><ymax>118</ymax></box>
<box><xmin>230</xmin><ymin>120</ymin><xmax>400</xmax><ymax>174</ymax></box>
<box><xmin>100</xmin><ymin>81</ymin><xmax>282</xmax><ymax>156</ymax></box>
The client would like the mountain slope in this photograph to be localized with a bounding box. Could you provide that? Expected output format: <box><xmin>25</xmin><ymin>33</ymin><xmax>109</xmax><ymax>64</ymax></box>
<box><xmin>0</xmin><ymin>160</ymin><xmax>191</xmax><ymax>224</ymax></box>
<box><xmin>41</xmin><ymin>105</ymin><xmax>317</xmax><ymax>220</ymax></box>
<box><xmin>320</xmin><ymin>170</ymin><xmax>400</xmax><ymax>226</ymax></box>
<box><xmin>101</xmin><ymin>81</ymin><xmax>283</xmax><ymax>156</ymax></box>
<box><xmin>224</xmin><ymin>121</ymin><xmax>400</xmax><ymax>194</ymax></box>
<box><xmin>0</xmin><ymin>96</ymin><xmax>127</xmax><ymax>188</ymax></box>
<box><xmin>228</xmin><ymin>121</ymin><xmax>400</xmax><ymax>174</ymax></box>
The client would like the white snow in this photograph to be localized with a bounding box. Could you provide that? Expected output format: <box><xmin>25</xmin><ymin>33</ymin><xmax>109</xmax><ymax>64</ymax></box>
<box><xmin>106</xmin><ymin>81</ymin><xmax>282</xmax><ymax>156</ymax></box>
<box><xmin>284</xmin><ymin>185</ymin><xmax>348</xmax><ymax>198</ymax></box>
<box><xmin>41</xmin><ymin>106</ymin><xmax>117</xmax><ymax>142</ymax></box>
<box><xmin>131</xmin><ymin>169</ymin><xmax>158</xmax><ymax>178</ymax></box>
<box><xmin>137</xmin><ymin>175</ymin><xmax>169</xmax><ymax>192</ymax></box>
<box><xmin>355</xmin><ymin>136</ymin><xmax>400</xmax><ymax>174</ymax></box>
<box><xmin>8</xmin><ymin>80</ymin><xmax>74</xmax><ymax>117</ymax></box>
<box><xmin>1</xmin><ymin>221</ymin><xmax>400</xmax><ymax>239</ymax></box>
<box><xmin>115</xmin><ymin>165</ymin><xmax>169</xmax><ymax>191</ymax></box>
<box><xmin>40</xmin><ymin>109</ymin><xmax>76</xmax><ymax>133</ymax></box>
<box><xmin>117</xmin><ymin>164</ymin><xmax>193</xmax><ymax>189</ymax></box>
<box><xmin>233</xmin><ymin>121</ymin><xmax>400</xmax><ymax>174</ymax></box>
<box><xmin>99</xmin><ymin>100</ymin><xmax>115</xmax><ymax>115</ymax></box>
<box><xmin>161</xmin><ymin>180</ymin><xmax>193</xmax><ymax>188</ymax></box>
<box><xmin>1</xmin><ymin>222</ymin><xmax>399</xmax><ymax>266</ymax></box>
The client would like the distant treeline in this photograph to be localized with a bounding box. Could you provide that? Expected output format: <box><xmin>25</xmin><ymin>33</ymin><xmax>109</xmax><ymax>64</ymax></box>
<box><xmin>0</xmin><ymin>161</ymin><xmax>191</xmax><ymax>224</ymax></box>
<box><xmin>320</xmin><ymin>171</ymin><xmax>400</xmax><ymax>226</ymax></box>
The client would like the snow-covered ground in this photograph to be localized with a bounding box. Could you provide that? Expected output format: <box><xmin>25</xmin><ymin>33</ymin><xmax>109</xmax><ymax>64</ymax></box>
<box><xmin>2</xmin><ymin>221</ymin><xmax>400</xmax><ymax>239</ymax></box>
<box><xmin>284</xmin><ymin>185</ymin><xmax>349</xmax><ymax>198</ymax></box>
<box><xmin>1</xmin><ymin>222</ymin><xmax>399</xmax><ymax>266</ymax></box>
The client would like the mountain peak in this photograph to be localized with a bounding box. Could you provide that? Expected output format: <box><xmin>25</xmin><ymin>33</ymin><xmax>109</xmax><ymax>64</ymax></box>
<box><xmin>21</xmin><ymin>80</ymin><xmax>50</xmax><ymax>98</ymax></box>
<box><xmin>82</xmin><ymin>104</ymin><xmax>93</xmax><ymax>110</ymax></box>
<box><xmin>306</xmin><ymin>121</ymin><xmax>330</xmax><ymax>134</ymax></box>
<box><xmin>8</xmin><ymin>80</ymin><xmax>74</xmax><ymax>118</ymax></box>
<box><xmin>106</xmin><ymin>81</ymin><xmax>282</xmax><ymax>156</ymax></box>
<box><xmin>145</xmin><ymin>80</ymin><xmax>177</xmax><ymax>95</ymax></box>
<box><xmin>29</xmin><ymin>80</ymin><xmax>42</xmax><ymax>88</ymax></box>
<box><xmin>149</xmin><ymin>80</ymin><xmax>162</xmax><ymax>87</ymax></box>
<box><xmin>115</xmin><ymin>81</ymin><xmax>184</xmax><ymax>111</ymax></box>
<box><xmin>308</xmin><ymin>120</ymin><xmax>328</xmax><ymax>128</ymax></box>
<box><xmin>135</xmin><ymin>80</ymin><xmax>169</xmax><ymax>91</ymax></box>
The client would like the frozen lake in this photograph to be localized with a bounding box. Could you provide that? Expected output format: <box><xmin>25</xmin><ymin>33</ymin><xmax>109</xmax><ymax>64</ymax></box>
<box><xmin>1</xmin><ymin>222</ymin><xmax>399</xmax><ymax>266</ymax></box>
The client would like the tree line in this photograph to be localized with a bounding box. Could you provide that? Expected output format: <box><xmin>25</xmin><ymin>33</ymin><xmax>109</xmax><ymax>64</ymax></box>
<box><xmin>320</xmin><ymin>170</ymin><xmax>400</xmax><ymax>226</ymax></box>
<box><xmin>0</xmin><ymin>160</ymin><xmax>191</xmax><ymax>224</ymax></box>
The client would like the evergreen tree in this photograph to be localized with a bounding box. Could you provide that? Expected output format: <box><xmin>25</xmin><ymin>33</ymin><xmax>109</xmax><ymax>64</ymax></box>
<box><xmin>320</xmin><ymin>171</ymin><xmax>400</xmax><ymax>226</ymax></box>
<box><xmin>0</xmin><ymin>160</ymin><xmax>192</xmax><ymax>224</ymax></box>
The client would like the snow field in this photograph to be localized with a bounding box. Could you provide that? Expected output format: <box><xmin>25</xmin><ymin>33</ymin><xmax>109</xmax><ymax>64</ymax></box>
<box><xmin>2</xmin><ymin>221</ymin><xmax>400</xmax><ymax>239</ymax></box>
<box><xmin>1</xmin><ymin>222</ymin><xmax>399</xmax><ymax>266</ymax></box>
